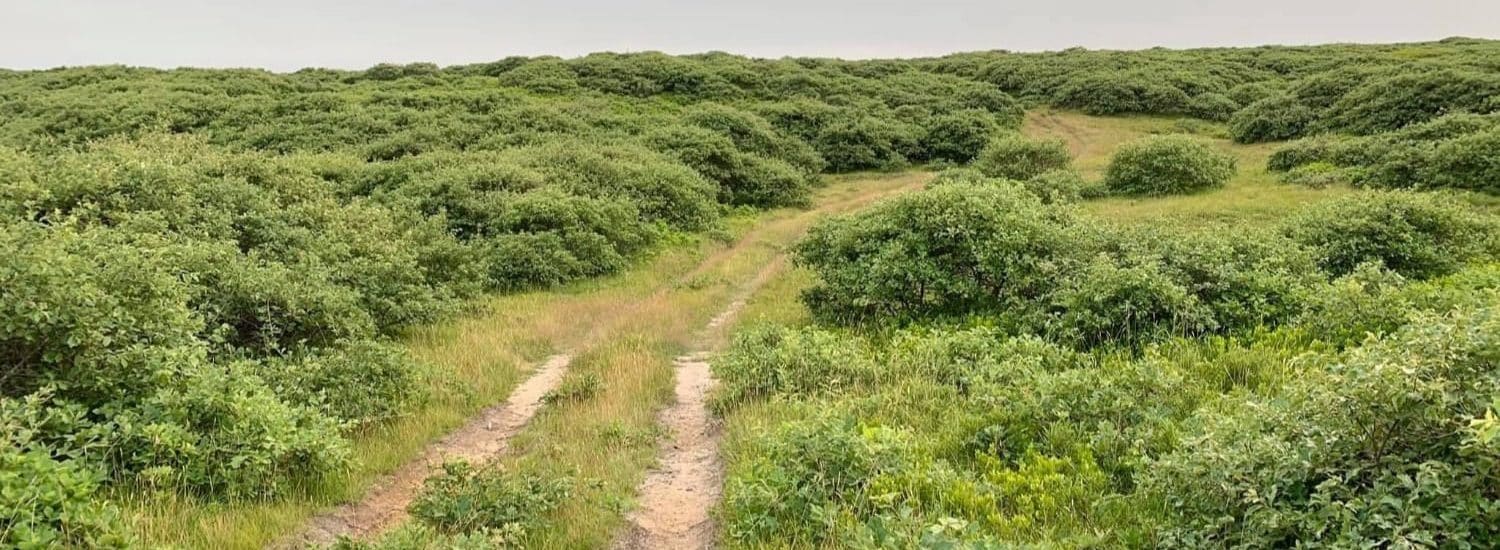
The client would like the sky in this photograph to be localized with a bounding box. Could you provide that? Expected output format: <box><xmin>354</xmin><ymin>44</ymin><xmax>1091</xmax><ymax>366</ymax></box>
<box><xmin>2</xmin><ymin>0</ymin><xmax>1496</xmax><ymax>72</ymax></box>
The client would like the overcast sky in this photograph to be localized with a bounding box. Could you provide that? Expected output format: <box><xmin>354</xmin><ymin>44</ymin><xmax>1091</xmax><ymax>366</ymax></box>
<box><xmin>2</xmin><ymin>0</ymin><xmax>1496</xmax><ymax>71</ymax></box>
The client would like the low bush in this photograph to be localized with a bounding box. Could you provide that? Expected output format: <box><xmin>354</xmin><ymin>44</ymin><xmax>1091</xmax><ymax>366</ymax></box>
<box><xmin>1186</xmin><ymin>92</ymin><xmax>1240</xmax><ymax>122</ymax></box>
<box><xmin>1227</xmin><ymin>94</ymin><xmax>1317</xmax><ymax>143</ymax></box>
<box><xmin>1049</xmin><ymin>256</ymin><xmax>1216</xmax><ymax>348</ymax></box>
<box><xmin>1146</xmin><ymin>304</ymin><xmax>1500</xmax><ymax>547</ymax></box>
<box><xmin>973</xmin><ymin>133</ymin><xmax>1072</xmax><ymax>180</ymax></box>
<box><xmin>1103</xmin><ymin>135</ymin><xmax>1236</xmax><ymax>195</ymax></box>
<box><xmin>260</xmin><ymin>341</ymin><xmax>425</xmax><ymax>430</ymax></box>
<box><xmin>814</xmin><ymin>116</ymin><xmax>920</xmax><ymax>172</ymax></box>
<box><xmin>721</xmin><ymin>411</ymin><xmax>921</xmax><ymax>546</ymax></box>
<box><xmin>2</xmin><ymin>395</ymin><xmax>133</xmax><ymax>549</ymax></box>
<box><xmin>408</xmin><ymin>461</ymin><xmax>574</xmax><ymax>543</ymax></box>
<box><xmin>1022</xmin><ymin>168</ymin><xmax>1099</xmax><ymax>203</ymax></box>
<box><xmin>1321</xmin><ymin>68</ymin><xmax>1500</xmax><ymax>135</ymax></box>
<box><xmin>1280</xmin><ymin>191</ymin><xmax>1498</xmax><ymax>279</ymax></box>
<box><xmin>712</xmin><ymin>326</ymin><xmax>879</xmax><ymax>412</ymax></box>
<box><xmin>794</xmin><ymin>182</ymin><xmax>1094</xmax><ymax>324</ymax></box>
<box><xmin>918</xmin><ymin>109</ymin><xmax>1002</xmax><ymax>163</ymax></box>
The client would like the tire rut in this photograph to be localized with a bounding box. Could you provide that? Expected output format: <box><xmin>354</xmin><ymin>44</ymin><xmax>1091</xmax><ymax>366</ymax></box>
<box><xmin>612</xmin><ymin>256</ymin><xmax>785</xmax><ymax>550</ymax></box>
<box><xmin>279</xmin><ymin>353</ymin><xmax>573</xmax><ymax>548</ymax></box>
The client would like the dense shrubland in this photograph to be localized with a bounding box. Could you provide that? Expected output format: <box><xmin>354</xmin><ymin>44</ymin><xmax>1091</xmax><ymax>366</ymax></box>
<box><xmin>717</xmin><ymin>294</ymin><xmax>1500</xmax><ymax>547</ymax></box>
<box><xmin>796</xmin><ymin>173</ymin><xmax>1495</xmax><ymax>337</ymax></box>
<box><xmin>931</xmin><ymin>38</ymin><xmax>1500</xmax><ymax>143</ymax></box>
<box><xmin>1268</xmin><ymin>112</ymin><xmax>1500</xmax><ymax>193</ymax></box>
<box><xmin>1</xmin><ymin>47</ymin><xmax>1043</xmax><ymax>544</ymax></box>
<box><xmin>2</xmin><ymin>38</ymin><xmax>1498</xmax><ymax>545</ymax></box>
<box><xmin>721</xmin><ymin>169</ymin><xmax>1500</xmax><ymax>546</ymax></box>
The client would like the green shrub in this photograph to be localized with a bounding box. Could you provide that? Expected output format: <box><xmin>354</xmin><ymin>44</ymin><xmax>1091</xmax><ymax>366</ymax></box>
<box><xmin>644</xmin><ymin>124</ymin><xmax>812</xmax><ymax>207</ymax></box>
<box><xmin>408</xmin><ymin>461</ymin><xmax>573</xmax><ymax>542</ymax></box>
<box><xmin>814</xmin><ymin>116</ymin><xmax>919</xmax><ymax>172</ymax></box>
<box><xmin>973</xmin><ymin>133</ymin><xmax>1072</xmax><ymax>180</ymax></box>
<box><xmin>794</xmin><ymin>182</ymin><xmax>1094</xmax><ymax>324</ymax></box>
<box><xmin>1226</xmin><ymin>81</ymin><xmax>1284</xmax><ymax>106</ymax></box>
<box><xmin>1293</xmin><ymin>262</ymin><xmax>1413</xmax><ymax>346</ymax></box>
<box><xmin>113</xmin><ymin>360</ymin><xmax>351</xmax><ymax>498</ymax></box>
<box><xmin>1228</xmin><ymin>94</ymin><xmax>1317</xmax><ymax>143</ymax></box>
<box><xmin>918</xmin><ymin>109</ymin><xmax>1003</xmax><ymax>163</ymax></box>
<box><xmin>1276</xmin><ymin>161</ymin><xmax>1349</xmax><ymax>188</ymax></box>
<box><xmin>1051</xmin><ymin>72</ymin><xmax>1191</xmax><ymax>115</ymax></box>
<box><xmin>260</xmin><ymin>341</ymin><xmax>425</xmax><ymax>430</ymax></box>
<box><xmin>721</xmin><ymin>411</ymin><xmax>920</xmax><ymax>546</ymax></box>
<box><xmin>1322</xmin><ymin>68</ymin><xmax>1500</xmax><ymax>135</ymax></box>
<box><xmin>1022</xmin><ymin>169</ymin><xmax>1098</xmax><ymax>204</ymax></box>
<box><xmin>1146</xmin><ymin>305</ymin><xmax>1500</xmax><ymax>547</ymax></box>
<box><xmin>711</xmin><ymin>326</ymin><xmax>879</xmax><ymax>412</ymax></box>
<box><xmin>681</xmin><ymin>103</ymin><xmax>825</xmax><ymax>174</ymax></box>
<box><xmin>1121</xmin><ymin>227</ymin><xmax>1322</xmax><ymax>333</ymax></box>
<box><xmin>2</xmin><ymin>395</ymin><xmax>133</xmax><ymax>549</ymax></box>
<box><xmin>1187</xmin><ymin>92</ymin><xmax>1240</xmax><ymax>122</ymax></box>
<box><xmin>1103</xmin><ymin>135</ymin><xmax>1236</xmax><ymax>195</ymax></box>
<box><xmin>1280</xmin><ymin>191</ymin><xmax>1498</xmax><ymax>279</ymax></box>
<box><xmin>1049</xmin><ymin>256</ymin><xmax>1216</xmax><ymax>348</ymax></box>
<box><xmin>1412</xmin><ymin>127</ymin><xmax>1500</xmax><ymax>194</ymax></box>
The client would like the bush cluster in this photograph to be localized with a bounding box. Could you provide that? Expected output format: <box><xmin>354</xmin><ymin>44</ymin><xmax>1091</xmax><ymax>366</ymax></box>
<box><xmin>717</xmin><ymin>280</ymin><xmax>1500</xmax><ymax>547</ymax></box>
<box><xmin>795</xmin><ymin>177</ymin><xmax>1495</xmax><ymax>349</ymax></box>
<box><xmin>1269</xmin><ymin>113</ymin><xmax>1500</xmax><ymax>194</ymax></box>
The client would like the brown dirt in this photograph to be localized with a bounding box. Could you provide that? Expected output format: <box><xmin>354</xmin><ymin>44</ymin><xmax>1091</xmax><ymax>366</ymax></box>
<box><xmin>612</xmin><ymin>257</ymin><xmax>785</xmax><ymax>550</ymax></box>
<box><xmin>279</xmin><ymin>353</ymin><xmax>572</xmax><ymax>548</ymax></box>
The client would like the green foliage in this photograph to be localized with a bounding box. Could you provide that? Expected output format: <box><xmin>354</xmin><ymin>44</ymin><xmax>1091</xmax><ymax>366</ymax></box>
<box><xmin>721</xmin><ymin>411</ymin><xmax>922</xmax><ymax>546</ymax></box>
<box><xmin>260</xmin><ymin>341</ymin><xmax>425</xmax><ymax>430</ymax></box>
<box><xmin>795</xmin><ymin>182</ymin><xmax>1093</xmax><ymax>325</ymax></box>
<box><xmin>1022</xmin><ymin>168</ymin><xmax>1099</xmax><ymax>204</ymax></box>
<box><xmin>1146</xmin><ymin>305</ymin><xmax>1500</xmax><ymax>547</ymax></box>
<box><xmin>1186</xmin><ymin>92</ymin><xmax>1241</xmax><ymax>122</ymax></box>
<box><xmin>2</xmin><ymin>394</ymin><xmax>133</xmax><ymax>549</ymax></box>
<box><xmin>1321</xmin><ymin>68</ymin><xmax>1500</xmax><ymax>135</ymax></box>
<box><xmin>918</xmin><ymin>109</ymin><xmax>1003</xmax><ymax>163</ymax></box>
<box><xmin>1227</xmin><ymin>94</ymin><xmax>1316</xmax><ymax>143</ymax></box>
<box><xmin>1103</xmin><ymin>135</ymin><xmax>1236</xmax><ymax>196</ymax></box>
<box><xmin>1280</xmin><ymin>190</ymin><xmax>1498</xmax><ymax>279</ymax></box>
<box><xmin>973</xmin><ymin>133</ymin><xmax>1072</xmax><ymax>180</ymax></box>
<box><xmin>407</xmin><ymin>462</ymin><xmax>573</xmax><ymax>544</ymax></box>
<box><xmin>1051</xmin><ymin>72</ymin><xmax>1192</xmax><ymax>116</ymax></box>
<box><xmin>1050</xmin><ymin>257</ymin><xmax>1215</xmax><ymax>348</ymax></box>
<box><xmin>1267</xmin><ymin>113</ymin><xmax>1500</xmax><ymax>194</ymax></box>
<box><xmin>541</xmin><ymin>371</ymin><xmax>604</xmax><ymax>405</ymax></box>
<box><xmin>814</xmin><ymin>116</ymin><xmax>920</xmax><ymax>173</ymax></box>
<box><xmin>712</xmin><ymin>326</ymin><xmax>879</xmax><ymax>413</ymax></box>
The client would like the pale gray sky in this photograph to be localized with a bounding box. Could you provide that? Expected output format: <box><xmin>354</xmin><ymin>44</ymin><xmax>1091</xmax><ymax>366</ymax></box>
<box><xmin>2</xmin><ymin>0</ymin><xmax>1496</xmax><ymax>71</ymax></box>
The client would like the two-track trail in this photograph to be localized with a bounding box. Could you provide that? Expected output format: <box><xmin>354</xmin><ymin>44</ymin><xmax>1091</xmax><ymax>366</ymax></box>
<box><xmin>279</xmin><ymin>172</ymin><xmax>926</xmax><ymax>548</ymax></box>
<box><xmin>611</xmin><ymin>255</ymin><xmax>784</xmax><ymax>550</ymax></box>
